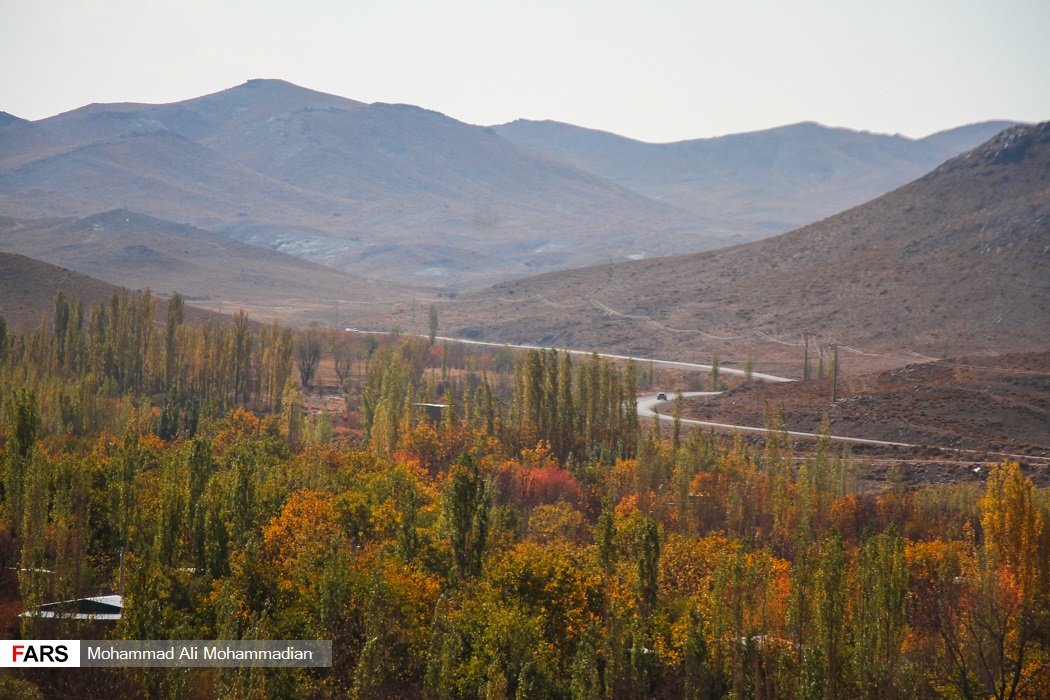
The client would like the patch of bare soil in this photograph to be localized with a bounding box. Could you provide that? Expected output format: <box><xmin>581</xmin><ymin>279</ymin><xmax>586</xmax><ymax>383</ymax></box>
<box><xmin>680</xmin><ymin>350</ymin><xmax>1050</xmax><ymax>486</ymax></box>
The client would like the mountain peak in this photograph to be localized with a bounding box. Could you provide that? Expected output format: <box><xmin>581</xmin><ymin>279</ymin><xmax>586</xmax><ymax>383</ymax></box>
<box><xmin>970</xmin><ymin>121</ymin><xmax>1048</xmax><ymax>165</ymax></box>
<box><xmin>0</xmin><ymin>111</ymin><xmax>29</xmax><ymax>127</ymax></box>
<box><xmin>200</xmin><ymin>78</ymin><xmax>366</xmax><ymax>111</ymax></box>
<box><xmin>241</xmin><ymin>78</ymin><xmax>296</xmax><ymax>89</ymax></box>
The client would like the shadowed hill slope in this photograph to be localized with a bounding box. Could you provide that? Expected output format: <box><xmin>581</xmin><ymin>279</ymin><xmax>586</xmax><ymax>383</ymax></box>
<box><xmin>0</xmin><ymin>250</ymin><xmax>224</xmax><ymax>331</ymax></box>
<box><xmin>0</xmin><ymin>251</ymin><xmax>123</xmax><ymax>330</ymax></box>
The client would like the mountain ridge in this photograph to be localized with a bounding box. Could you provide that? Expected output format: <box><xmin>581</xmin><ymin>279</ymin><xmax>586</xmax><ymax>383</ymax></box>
<box><xmin>3</xmin><ymin>80</ymin><xmax>703</xmax><ymax>286</ymax></box>
<box><xmin>493</xmin><ymin>117</ymin><xmax>1019</xmax><ymax>230</ymax></box>
<box><xmin>0</xmin><ymin>79</ymin><xmax>1025</xmax><ymax>290</ymax></box>
<box><xmin>404</xmin><ymin>122</ymin><xmax>1050</xmax><ymax>373</ymax></box>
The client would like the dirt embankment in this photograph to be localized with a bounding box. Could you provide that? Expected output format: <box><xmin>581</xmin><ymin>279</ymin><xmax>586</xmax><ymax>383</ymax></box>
<box><xmin>676</xmin><ymin>350</ymin><xmax>1050</xmax><ymax>485</ymax></box>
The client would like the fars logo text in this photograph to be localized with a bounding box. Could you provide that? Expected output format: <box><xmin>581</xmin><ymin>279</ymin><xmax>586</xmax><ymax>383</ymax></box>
<box><xmin>0</xmin><ymin>640</ymin><xmax>81</xmax><ymax>667</ymax></box>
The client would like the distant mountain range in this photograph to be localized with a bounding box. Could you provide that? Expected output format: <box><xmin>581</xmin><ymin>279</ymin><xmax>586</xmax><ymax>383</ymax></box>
<box><xmin>422</xmin><ymin>122</ymin><xmax>1050</xmax><ymax>370</ymax></box>
<box><xmin>0</xmin><ymin>79</ymin><xmax>1017</xmax><ymax>289</ymax></box>
<box><xmin>494</xmin><ymin>118</ymin><xmax>1016</xmax><ymax>236</ymax></box>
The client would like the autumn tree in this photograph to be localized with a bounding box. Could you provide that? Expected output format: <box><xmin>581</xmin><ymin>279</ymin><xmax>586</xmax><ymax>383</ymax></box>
<box><xmin>980</xmin><ymin>460</ymin><xmax>1044</xmax><ymax>598</ymax></box>
<box><xmin>443</xmin><ymin>453</ymin><xmax>490</xmax><ymax>580</ymax></box>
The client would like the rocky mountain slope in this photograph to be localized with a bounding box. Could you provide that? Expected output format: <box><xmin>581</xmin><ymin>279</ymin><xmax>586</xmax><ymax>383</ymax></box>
<box><xmin>406</xmin><ymin>123</ymin><xmax>1050</xmax><ymax>375</ymax></box>
<box><xmin>1</xmin><ymin>79</ymin><xmax>1014</xmax><ymax>289</ymax></box>
<box><xmin>0</xmin><ymin>80</ymin><xmax>696</xmax><ymax>286</ymax></box>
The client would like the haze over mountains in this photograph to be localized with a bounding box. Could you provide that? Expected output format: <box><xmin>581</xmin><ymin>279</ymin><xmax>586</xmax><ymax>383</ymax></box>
<box><xmin>494</xmin><ymin>118</ymin><xmax>1015</xmax><ymax>238</ymax></box>
<box><xmin>0</xmin><ymin>79</ymin><xmax>1015</xmax><ymax>290</ymax></box>
<box><xmin>421</xmin><ymin>122</ymin><xmax>1050</xmax><ymax>372</ymax></box>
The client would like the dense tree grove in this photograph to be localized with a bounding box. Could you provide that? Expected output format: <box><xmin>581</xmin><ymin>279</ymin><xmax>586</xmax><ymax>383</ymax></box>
<box><xmin>0</xmin><ymin>291</ymin><xmax>1049</xmax><ymax>698</ymax></box>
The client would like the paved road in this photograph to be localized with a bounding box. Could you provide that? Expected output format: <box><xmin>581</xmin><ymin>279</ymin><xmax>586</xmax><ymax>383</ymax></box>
<box><xmin>349</xmin><ymin>330</ymin><xmax>1048</xmax><ymax>460</ymax></box>
<box><xmin>426</xmin><ymin>335</ymin><xmax>794</xmax><ymax>382</ymax></box>
<box><xmin>355</xmin><ymin>330</ymin><xmax>893</xmax><ymax>445</ymax></box>
<box><xmin>639</xmin><ymin>392</ymin><xmax>916</xmax><ymax>448</ymax></box>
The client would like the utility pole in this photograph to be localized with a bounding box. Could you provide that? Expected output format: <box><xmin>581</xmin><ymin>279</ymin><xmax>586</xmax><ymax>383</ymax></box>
<box><xmin>817</xmin><ymin>345</ymin><xmax>825</xmax><ymax>395</ymax></box>
<box><xmin>803</xmin><ymin>333</ymin><xmax>811</xmax><ymax>380</ymax></box>
<box><xmin>831</xmin><ymin>343</ymin><xmax>839</xmax><ymax>403</ymax></box>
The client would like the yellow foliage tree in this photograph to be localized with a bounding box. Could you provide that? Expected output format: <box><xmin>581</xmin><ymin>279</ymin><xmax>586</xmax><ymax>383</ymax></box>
<box><xmin>980</xmin><ymin>460</ymin><xmax>1043</xmax><ymax>598</ymax></box>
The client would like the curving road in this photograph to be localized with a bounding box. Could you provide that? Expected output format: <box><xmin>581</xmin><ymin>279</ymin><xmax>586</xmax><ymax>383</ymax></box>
<box><xmin>426</xmin><ymin>335</ymin><xmax>794</xmax><ymax>382</ymax></box>
<box><xmin>638</xmin><ymin>392</ymin><xmax>915</xmax><ymax>448</ymax></box>
<box><xmin>357</xmin><ymin>330</ymin><xmax>892</xmax><ymax>445</ymax></box>
<box><xmin>349</xmin><ymin>330</ymin><xmax>1048</xmax><ymax>460</ymax></box>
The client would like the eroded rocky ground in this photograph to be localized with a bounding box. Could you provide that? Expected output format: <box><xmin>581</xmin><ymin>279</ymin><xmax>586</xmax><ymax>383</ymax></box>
<box><xmin>677</xmin><ymin>350</ymin><xmax>1050</xmax><ymax>486</ymax></box>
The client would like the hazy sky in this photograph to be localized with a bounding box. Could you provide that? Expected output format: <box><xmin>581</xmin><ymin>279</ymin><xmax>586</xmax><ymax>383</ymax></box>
<box><xmin>2</xmin><ymin>0</ymin><xmax>1048</xmax><ymax>143</ymax></box>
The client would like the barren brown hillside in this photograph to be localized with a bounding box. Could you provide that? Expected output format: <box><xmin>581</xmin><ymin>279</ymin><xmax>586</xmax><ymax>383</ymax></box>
<box><xmin>0</xmin><ymin>251</ymin><xmax>121</xmax><ymax>329</ymax></box>
<box><xmin>0</xmin><ymin>80</ymin><xmax>697</xmax><ymax>286</ymax></box>
<box><xmin>0</xmin><ymin>211</ymin><xmax>412</xmax><ymax>325</ymax></box>
<box><xmin>681</xmin><ymin>351</ymin><xmax>1050</xmax><ymax>459</ymax></box>
<box><xmin>396</xmin><ymin>123</ymin><xmax>1050</xmax><ymax>376</ymax></box>
<box><xmin>1</xmin><ymin>80</ymin><xmax>1013</xmax><ymax>288</ymax></box>
<box><xmin>0</xmin><ymin>251</ymin><xmax>217</xmax><ymax>330</ymax></box>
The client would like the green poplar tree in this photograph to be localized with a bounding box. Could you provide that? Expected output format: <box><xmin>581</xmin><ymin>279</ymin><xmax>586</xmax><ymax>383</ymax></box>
<box><xmin>428</xmin><ymin>304</ymin><xmax>439</xmax><ymax>345</ymax></box>
<box><xmin>187</xmin><ymin>438</ymin><xmax>216</xmax><ymax>569</ymax></box>
<box><xmin>637</xmin><ymin>515</ymin><xmax>660</xmax><ymax>616</ymax></box>
<box><xmin>443</xmin><ymin>453</ymin><xmax>490</xmax><ymax>580</ymax></box>
<box><xmin>672</xmin><ymin>391</ymin><xmax>684</xmax><ymax>450</ymax></box>
<box><xmin>4</xmin><ymin>388</ymin><xmax>41</xmax><ymax>533</ymax></box>
<box><xmin>854</xmin><ymin>527</ymin><xmax>908</xmax><ymax>698</ymax></box>
<box><xmin>19</xmin><ymin>449</ymin><xmax>51</xmax><ymax>636</ymax></box>
<box><xmin>814</xmin><ymin>529</ymin><xmax>850</xmax><ymax>700</ymax></box>
<box><xmin>164</xmin><ymin>292</ymin><xmax>184</xmax><ymax>389</ymax></box>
